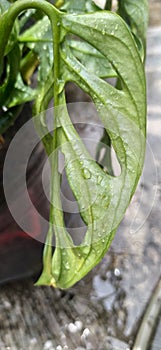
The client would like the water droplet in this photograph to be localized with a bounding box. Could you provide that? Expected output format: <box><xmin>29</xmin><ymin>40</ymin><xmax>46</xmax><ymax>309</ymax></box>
<box><xmin>102</xmin><ymin>29</ymin><xmax>106</xmax><ymax>35</ymax></box>
<box><xmin>102</xmin><ymin>239</ymin><xmax>105</xmax><ymax>243</ymax></box>
<box><xmin>97</xmin><ymin>175</ymin><xmax>103</xmax><ymax>184</ymax></box>
<box><xmin>83</xmin><ymin>168</ymin><xmax>91</xmax><ymax>179</ymax></box>
<box><xmin>115</xmin><ymin>24</ymin><xmax>119</xmax><ymax>31</ymax></box>
<box><xmin>114</xmin><ymin>268</ymin><xmax>121</xmax><ymax>277</ymax></box>
<box><xmin>65</xmin><ymin>262</ymin><xmax>70</xmax><ymax>270</ymax></box>
<box><xmin>83</xmin><ymin>245</ymin><xmax>91</xmax><ymax>255</ymax></box>
<box><xmin>77</xmin><ymin>67</ymin><xmax>81</xmax><ymax>73</ymax></box>
<box><xmin>98</xmin><ymin>233</ymin><xmax>102</xmax><ymax>238</ymax></box>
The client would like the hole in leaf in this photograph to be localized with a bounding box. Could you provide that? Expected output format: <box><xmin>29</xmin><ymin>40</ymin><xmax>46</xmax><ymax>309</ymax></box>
<box><xmin>65</xmin><ymin>82</ymin><xmax>121</xmax><ymax>177</ymax></box>
<box><xmin>67</xmin><ymin>35</ymin><xmax>118</xmax><ymax>82</ymax></box>
<box><xmin>105</xmin><ymin>76</ymin><xmax>124</xmax><ymax>91</ymax></box>
<box><xmin>111</xmin><ymin>145</ymin><xmax>121</xmax><ymax>176</ymax></box>
<box><xmin>60</xmin><ymin>167</ymin><xmax>87</xmax><ymax>246</ymax></box>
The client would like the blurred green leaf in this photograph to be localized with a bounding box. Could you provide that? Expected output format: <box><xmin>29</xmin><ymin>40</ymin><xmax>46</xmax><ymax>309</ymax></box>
<box><xmin>118</xmin><ymin>0</ymin><xmax>149</xmax><ymax>57</ymax></box>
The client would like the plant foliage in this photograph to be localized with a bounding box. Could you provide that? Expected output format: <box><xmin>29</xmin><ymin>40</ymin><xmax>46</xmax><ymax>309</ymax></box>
<box><xmin>0</xmin><ymin>0</ymin><xmax>148</xmax><ymax>288</ymax></box>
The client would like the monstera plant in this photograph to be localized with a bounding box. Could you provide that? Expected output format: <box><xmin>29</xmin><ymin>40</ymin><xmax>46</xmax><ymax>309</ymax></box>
<box><xmin>0</xmin><ymin>0</ymin><xmax>148</xmax><ymax>289</ymax></box>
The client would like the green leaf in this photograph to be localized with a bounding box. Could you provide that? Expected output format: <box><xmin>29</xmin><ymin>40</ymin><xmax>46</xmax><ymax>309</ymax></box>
<box><xmin>19</xmin><ymin>15</ymin><xmax>53</xmax><ymax>84</ymax></box>
<box><xmin>0</xmin><ymin>44</ymin><xmax>20</xmax><ymax>108</ymax></box>
<box><xmin>0</xmin><ymin>0</ymin><xmax>10</xmax><ymax>14</ymax></box>
<box><xmin>0</xmin><ymin>105</ymin><xmax>23</xmax><ymax>135</ymax></box>
<box><xmin>18</xmin><ymin>15</ymin><xmax>51</xmax><ymax>43</ymax></box>
<box><xmin>7</xmin><ymin>74</ymin><xmax>37</xmax><ymax>107</ymax></box>
<box><xmin>18</xmin><ymin>9</ymin><xmax>36</xmax><ymax>30</ymax></box>
<box><xmin>118</xmin><ymin>0</ymin><xmax>149</xmax><ymax>57</ymax></box>
<box><xmin>37</xmin><ymin>11</ymin><xmax>146</xmax><ymax>289</ymax></box>
<box><xmin>68</xmin><ymin>39</ymin><xmax>116</xmax><ymax>78</ymax></box>
<box><xmin>60</xmin><ymin>0</ymin><xmax>99</xmax><ymax>13</ymax></box>
<box><xmin>0</xmin><ymin>1</ymin><xmax>19</xmax><ymax>56</ymax></box>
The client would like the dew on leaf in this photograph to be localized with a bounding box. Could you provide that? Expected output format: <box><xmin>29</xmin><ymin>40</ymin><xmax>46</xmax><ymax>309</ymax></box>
<box><xmin>65</xmin><ymin>262</ymin><xmax>70</xmax><ymax>270</ymax></box>
<box><xmin>83</xmin><ymin>168</ymin><xmax>91</xmax><ymax>179</ymax></box>
<box><xmin>97</xmin><ymin>175</ymin><xmax>103</xmax><ymax>184</ymax></box>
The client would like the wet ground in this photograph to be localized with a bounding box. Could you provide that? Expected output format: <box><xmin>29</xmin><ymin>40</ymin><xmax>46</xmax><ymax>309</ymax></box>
<box><xmin>0</xmin><ymin>2</ymin><xmax>161</xmax><ymax>350</ymax></box>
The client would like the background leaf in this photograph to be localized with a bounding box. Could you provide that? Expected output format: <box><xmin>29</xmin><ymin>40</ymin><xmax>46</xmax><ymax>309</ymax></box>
<box><xmin>118</xmin><ymin>0</ymin><xmax>149</xmax><ymax>57</ymax></box>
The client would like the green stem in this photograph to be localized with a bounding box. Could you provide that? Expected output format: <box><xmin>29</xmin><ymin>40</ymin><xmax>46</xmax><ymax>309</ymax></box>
<box><xmin>47</xmin><ymin>7</ymin><xmax>61</xmax><ymax>255</ymax></box>
<box><xmin>0</xmin><ymin>0</ymin><xmax>60</xmax><ymax>73</ymax></box>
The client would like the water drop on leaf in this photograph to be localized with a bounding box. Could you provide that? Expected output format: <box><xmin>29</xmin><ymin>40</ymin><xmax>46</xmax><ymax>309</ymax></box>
<box><xmin>97</xmin><ymin>175</ymin><xmax>103</xmax><ymax>184</ymax></box>
<box><xmin>65</xmin><ymin>262</ymin><xmax>70</xmax><ymax>270</ymax></box>
<box><xmin>83</xmin><ymin>168</ymin><xmax>91</xmax><ymax>179</ymax></box>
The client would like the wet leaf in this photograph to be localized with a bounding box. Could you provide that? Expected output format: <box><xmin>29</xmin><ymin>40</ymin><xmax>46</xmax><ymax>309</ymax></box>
<box><xmin>60</xmin><ymin>0</ymin><xmax>99</xmax><ymax>13</ymax></box>
<box><xmin>19</xmin><ymin>16</ymin><xmax>53</xmax><ymax>84</ymax></box>
<box><xmin>7</xmin><ymin>74</ymin><xmax>37</xmax><ymax>108</ymax></box>
<box><xmin>68</xmin><ymin>39</ymin><xmax>116</xmax><ymax>78</ymax></box>
<box><xmin>37</xmin><ymin>11</ymin><xmax>146</xmax><ymax>289</ymax></box>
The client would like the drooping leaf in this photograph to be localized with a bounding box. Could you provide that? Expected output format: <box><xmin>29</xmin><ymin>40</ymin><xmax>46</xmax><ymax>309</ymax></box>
<box><xmin>0</xmin><ymin>0</ymin><xmax>147</xmax><ymax>289</ymax></box>
<box><xmin>36</xmin><ymin>11</ymin><xmax>146</xmax><ymax>289</ymax></box>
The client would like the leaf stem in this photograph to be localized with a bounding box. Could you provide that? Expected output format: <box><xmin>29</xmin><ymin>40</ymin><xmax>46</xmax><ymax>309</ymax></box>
<box><xmin>0</xmin><ymin>0</ymin><xmax>60</xmax><ymax>73</ymax></box>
